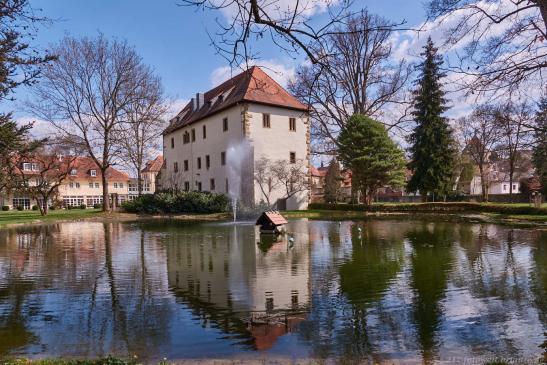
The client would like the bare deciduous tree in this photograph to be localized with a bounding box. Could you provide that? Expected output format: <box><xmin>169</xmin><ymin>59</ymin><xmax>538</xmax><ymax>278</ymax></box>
<box><xmin>253</xmin><ymin>156</ymin><xmax>309</xmax><ymax>208</ymax></box>
<box><xmin>493</xmin><ymin>102</ymin><xmax>534</xmax><ymax>200</ymax></box>
<box><xmin>427</xmin><ymin>0</ymin><xmax>547</xmax><ymax>96</ymax></box>
<box><xmin>288</xmin><ymin>11</ymin><xmax>411</xmax><ymax>153</ymax></box>
<box><xmin>269</xmin><ymin>158</ymin><xmax>309</xmax><ymax>203</ymax></box>
<box><xmin>253</xmin><ymin>156</ymin><xmax>280</xmax><ymax>206</ymax></box>
<box><xmin>31</xmin><ymin>35</ymin><xmax>161</xmax><ymax>211</ymax></box>
<box><xmin>457</xmin><ymin>105</ymin><xmax>501</xmax><ymax>201</ymax></box>
<box><xmin>118</xmin><ymin>76</ymin><xmax>168</xmax><ymax>196</ymax></box>
<box><xmin>13</xmin><ymin>142</ymin><xmax>78</xmax><ymax>215</ymax></box>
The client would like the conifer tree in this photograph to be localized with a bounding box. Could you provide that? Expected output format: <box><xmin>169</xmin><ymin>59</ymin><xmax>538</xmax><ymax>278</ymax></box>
<box><xmin>533</xmin><ymin>97</ymin><xmax>547</xmax><ymax>195</ymax></box>
<box><xmin>323</xmin><ymin>159</ymin><xmax>342</xmax><ymax>203</ymax></box>
<box><xmin>338</xmin><ymin>114</ymin><xmax>406</xmax><ymax>205</ymax></box>
<box><xmin>407</xmin><ymin>37</ymin><xmax>456</xmax><ymax>200</ymax></box>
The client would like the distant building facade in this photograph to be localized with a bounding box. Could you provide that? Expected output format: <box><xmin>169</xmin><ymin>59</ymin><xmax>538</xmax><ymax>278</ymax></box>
<box><xmin>160</xmin><ymin>66</ymin><xmax>310</xmax><ymax>210</ymax></box>
<box><xmin>0</xmin><ymin>156</ymin><xmax>130</xmax><ymax>209</ymax></box>
<box><xmin>129</xmin><ymin>155</ymin><xmax>163</xmax><ymax>200</ymax></box>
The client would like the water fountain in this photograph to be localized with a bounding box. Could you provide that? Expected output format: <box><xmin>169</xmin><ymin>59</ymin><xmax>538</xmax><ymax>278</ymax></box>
<box><xmin>226</xmin><ymin>141</ymin><xmax>251</xmax><ymax>223</ymax></box>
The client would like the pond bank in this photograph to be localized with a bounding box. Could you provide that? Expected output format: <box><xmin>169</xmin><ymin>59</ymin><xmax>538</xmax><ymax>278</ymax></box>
<box><xmin>284</xmin><ymin>209</ymin><xmax>547</xmax><ymax>228</ymax></box>
<box><xmin>0</xmin><ymin>209</ymin><xmax>230</xmax><ymax>228</ymax></box>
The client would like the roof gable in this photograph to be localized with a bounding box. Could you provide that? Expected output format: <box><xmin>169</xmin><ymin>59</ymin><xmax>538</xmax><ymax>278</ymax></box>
<box><xmin>164</xmin><ymin>66</ymin><xmax>308</xmax><ymax>134</ymax></box>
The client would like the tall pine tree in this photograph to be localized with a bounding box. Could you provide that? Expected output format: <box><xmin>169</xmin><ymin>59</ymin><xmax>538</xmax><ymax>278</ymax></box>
<box><xmin>532</xmin><ymin>97</ymin><xmax>547</xmax><ymax>195</ymax></box>
<box><xmin>407</xmin><ymin>37</ymin><xmax>456</xmax><ymax>200</ymax></box>
<box><xmin>323</xmin><ymin>159</ymin><xmax>342</xmax><ymax>203</ymax></box>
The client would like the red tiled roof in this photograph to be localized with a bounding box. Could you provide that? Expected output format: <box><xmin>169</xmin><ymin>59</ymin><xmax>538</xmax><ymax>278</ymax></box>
<box><xmin>12</xmin><ymin>155</ymin><xmax>129</xmax><ymax>181</ymax></box>
<box><xmin>142</xmin><ymin>156</ymin><xmax>164</xmax><ymax>173</ymax></box>
<box><xmin>256</xmin><ymin>211</ymin><xmax>288</xmax><ymax>226</ymax></box>
<box><xmin>310</xmin><ymin>166</ymin><xmax>328</xmax><ymax>177</ymax></box>
<box><xmin>164</xmin><ymin>66</ymin><xmax>308</xmax><ymax>134</ymax></box>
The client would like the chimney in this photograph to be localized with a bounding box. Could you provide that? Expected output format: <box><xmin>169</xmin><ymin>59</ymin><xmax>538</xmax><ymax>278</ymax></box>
<box><xmin>191</xmin><ymin>97</ymin><xmax>197</xmax><ymax>111</ymax></box>
<box><xmin>196</xmin><ymin>92</ymin><xmax>205</xmax><ymax>110</ymax></box>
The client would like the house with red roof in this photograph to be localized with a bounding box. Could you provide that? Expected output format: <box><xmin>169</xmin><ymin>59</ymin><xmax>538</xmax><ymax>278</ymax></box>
<box><xmin>1</xmin><ymin>156</ymin><xmax>130</xmax><ymax>210</ymax></box>
<box><xmin>161</xmin><ymin>66</ymin><xmax>310</xmax><ymax>210</ymax></box>
<box><xmin>128</xmin><ymin>155</ymin><xmax>164</xmax><ymax>198</ymax></box>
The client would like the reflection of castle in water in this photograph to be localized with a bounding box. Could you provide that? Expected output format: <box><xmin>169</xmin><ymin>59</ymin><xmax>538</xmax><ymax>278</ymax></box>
<box><xmin>166</xmin><ymin>220</ymin><xmax>311</xmax><ymax>349</ymax></box>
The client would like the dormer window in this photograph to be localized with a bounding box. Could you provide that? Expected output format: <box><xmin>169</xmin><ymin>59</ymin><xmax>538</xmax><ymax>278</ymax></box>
<box><xmin>31</xmin><ymin>163</ymin><xmax>39</xmax><ymax>171</ymax></box>
<box><xmin>70</xmin><ymin>169</ymin><xmax>77</xmax><ymax>176</ymax></box>
<box><xmin>90</xmin><ymin>169</ymin><xmax>97</xmax><ymax>177</ymax></box>
<box><xmin>218</xmin><ymin>94</ymin><xmax>224</xmax><ymax>103</ymax></box>
<box><xmin>22</xmin><ymin>163</ymin><xmax>31</xmax><ymax>171</ymax></box>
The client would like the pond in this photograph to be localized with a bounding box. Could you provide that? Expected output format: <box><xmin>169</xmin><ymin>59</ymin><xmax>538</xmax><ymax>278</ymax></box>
<box><xmin>0</xmin><ymin>219</ymin><xmax>546</xmax><ymax>363</ymax></box>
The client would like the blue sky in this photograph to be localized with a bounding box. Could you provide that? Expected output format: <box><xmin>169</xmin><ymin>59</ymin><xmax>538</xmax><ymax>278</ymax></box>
<box><xmin>11</xmin><ymin>0</ymin><xmax>427</xmax><ymax>120</ymax></box>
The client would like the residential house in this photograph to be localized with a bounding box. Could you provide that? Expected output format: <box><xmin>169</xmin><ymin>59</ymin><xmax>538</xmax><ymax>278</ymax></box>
<box><xmin>161</xmin><ymin>66</ymin><xmax>310</xmax><ymax>210</ymax></box>
<box><xmin>128</xmin><ymin>155</ymin><xmax>163</xmax><ymax>199</ymax></box>
<box><xmin>469</xmin><ymin>150</ymin><xmax>535</xmax><ymax>196</ymax></box>
<box><xmin>0</xmin><ymin>156</ymin><xmax>130</xmax><ymax>209</ymax></box>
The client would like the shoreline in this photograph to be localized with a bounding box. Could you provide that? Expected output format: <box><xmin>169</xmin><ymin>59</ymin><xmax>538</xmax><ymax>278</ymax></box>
<box><xmin>0</xmin><ymin>207</ymin><xmax>545</xmax><ymax>229</ymax></box>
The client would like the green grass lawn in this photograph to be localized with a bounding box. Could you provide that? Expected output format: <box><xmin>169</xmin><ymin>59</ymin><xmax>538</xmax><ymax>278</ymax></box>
<box><xmin>0</xmin><ymin>208</ymin><xmax>103</xmax><ymax>226</ymax></box>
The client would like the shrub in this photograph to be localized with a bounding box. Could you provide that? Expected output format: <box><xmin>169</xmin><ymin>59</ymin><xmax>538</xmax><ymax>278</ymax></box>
<box><xmin>2</xmin><ymin>205</ymin><xmax>9</xmax><ymax>211</ymax></box>
<box><xmin>93</xmin><ymin>203</ymin><xmax>102</xmax><ymax>209</ymax></box>
<box><xmin>49</xmin><ymin>206</ymin><xmax>56</xmax><ymax>211</ymax></box>
<box><xmin>80</xmin><ymin>204</ymin><xmax>87</xmax><ymax>209</ymax></box>
<box><xmin>16</xmin><ymin>205</ymin><xmax>24</xmax><ymax>211</ymax></box>
<box><xmin>67</xmin><ymin>205</ymin><xmax>73</xmax><ymax>210</ymax></box>
<box><xmin>32</xmin><ymin>205</ymin><xmax>39</xmax><ymax>211</ymax></box>
<box><xmin>122</xmin><ymin>191</ymin><xmax>230</xmax><ymax>214</ymax></box>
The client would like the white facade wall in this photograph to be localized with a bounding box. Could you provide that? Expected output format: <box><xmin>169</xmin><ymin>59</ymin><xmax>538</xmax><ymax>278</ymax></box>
<box><xmin>162</xmin><ymin>102</ymin><xmax>310</xmax><ymax>210</ymax></box>
<box><xmin>469</xmin><ymin>176</ymin><xmax>520</xmax><ymax>195</ymax></box>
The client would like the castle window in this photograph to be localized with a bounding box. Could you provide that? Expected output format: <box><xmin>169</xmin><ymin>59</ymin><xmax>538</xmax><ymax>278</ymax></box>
<box><xmin>184</xmin><ymin>160</ymin><xmax>189</xmax><ymax>171</ymax></box>
<box><xmin>290</xmin><ymin>152</ymin><xmax>296</xmax><ymax>164</ymax></box>
<box><xmin>223</xmin><ymin>117</ymin><xmax>228</xmax><ymax>132</ymax></box>
<box><xmin>221</xmin><ymin>151</ymin><xmax>226</xmax><ymax>166</ymax></box>
<box><xmin>263</xmin><ymin>113</ymin><xmax>271</xmax><ymax>128</ymax></box>
<box><xmin>171</xmin><ymin>137</ymin><xmax>174</xmax><ymax>148</ymax></box>
<box><xmin>203</xmin><ymin>125</ymin><xmax>207</xmax><ymax>139</ymax></box>
<box><xmin>174</xmin><ymin>162</ymin><xmax>179</xmax><ymax>173</ymax></box>
<box><xmin>289</xmin><ymin>117</ymin><xmax>296</xmax><ymax>131</ymax></box>
<box><xmin>197</xmin><ymin>157</ymin><xmax>202</xmax><ymax>170</ymax></box>
<box><xmin>210</xmin><ymin>178</ymin><xmax>215</xmax><ymax>191</ymax></box>
<box><xmin>183</xmin><ymin>131</ymin><xmax>190</xmax><ymax>144</ymax></box>
<box><xmin>90</xmin><ymin>169</ymin><xmax>97</xmax><ymax>177</ymax></box>
<box><xmin>184</xmin><ymin>181</ymin><xmax>190</xmax><ymax>191</ymax></box>
<box><xmin>191</xmin><ymin>128</ymin><xmax>196</xmax><ymax>142</ymax></box>
<box><xmin>205</xmin><ymin>155</ymin><xmax>210</xmax><ymax>169</ymax></box>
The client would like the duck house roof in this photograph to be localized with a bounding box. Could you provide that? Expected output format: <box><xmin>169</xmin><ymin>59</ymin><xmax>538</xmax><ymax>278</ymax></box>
<box><xmin>256</xmin><ymin>211</ymin><xmax>288</xmax><ymax>226</ymax></box>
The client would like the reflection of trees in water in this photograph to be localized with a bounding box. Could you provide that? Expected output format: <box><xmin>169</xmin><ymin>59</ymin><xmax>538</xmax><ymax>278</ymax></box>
<box><xmin>530</xmin><ymin>231</ymin><xmax>547</xmax><ymax>361</ymax></box>
<box><xmin>407</xmin><ymin>223</ymin><xmax>455</xmax><ymax>364</ymax></box>
<box><xmin>0</xmin><ymin>222</ymin><xmax>173</xmax><ymax>358</ymax></box>
<box><xmin>299</xmin><ymin>221</ymin><xmax>407</xmax><ymax>363</ymax></box>
<box><xmin>0</xmin><ymin>224</ymin><xmax>63</xmax><ymax>356</ymax></box>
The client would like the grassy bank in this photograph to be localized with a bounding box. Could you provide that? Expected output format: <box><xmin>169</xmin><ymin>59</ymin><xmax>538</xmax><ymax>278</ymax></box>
<box><xmin>284</xmin><ymin>202</ymin><xmax>547</xmax><ymax>226</ymax></box>
<box><xmin>0</xmin><ymin>209</ymin><xmax>233</xmax><ymax>227</ymax></box>
<box><xmin>308</xmin><ymin>202</ymin><xmax>547</xmax><ymax>216</ymax></box>
<box><xmin>0</xmin><ymin>208</ymin><xmax>105</xmax><ymax>226</ymax></box>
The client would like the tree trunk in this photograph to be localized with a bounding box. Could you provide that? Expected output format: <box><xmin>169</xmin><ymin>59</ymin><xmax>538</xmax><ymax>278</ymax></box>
<box><xmin>137</xmin><ymin>170</ymin><xmax>143</xmax><ymax>197</ymax></box>
<box><xmin>509</xmin><ymin>171</ymin><xmax>514</xmax><ymax>203</ymax></box>
<box><xmin>479</xmin><ymin>166</ymin><xmax>488</xmax><ymax>202</ymax></box>
<box><xmin>102</xmin><ymin>168</ymin><xmax>110</xmax><ymax>212</ymax></box>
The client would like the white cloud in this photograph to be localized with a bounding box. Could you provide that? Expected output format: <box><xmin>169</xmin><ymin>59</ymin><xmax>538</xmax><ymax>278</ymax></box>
<box><xmin>16</xmin><ymin>116</ymin><xmax>55</xmax><ymax>140</ymax></box>
<box><xmin>210</xmin><ymin>59</ymin><xmax>296</xmax><ymax>87</ymax></box>
<box><xmin>216</xmin><ymin>0</ymin><xmax>340</xmax><ymax>23</ymax></box>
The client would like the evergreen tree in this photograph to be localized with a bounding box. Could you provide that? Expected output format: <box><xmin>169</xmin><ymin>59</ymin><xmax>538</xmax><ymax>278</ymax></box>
<box><xmin>0</xmin><ymin>1</ymin><xmax>52</xmax><ymax>189</ymax></box>
<box><xmin>407</xmin><ymin>37</ymin><xmax>456</xmax><ymax>200</ymax></box>
<box><xmin>533</xmin><ymin>97</ymin><xmax>547</xmax><ymax>195</ymax></box>
<box><xmin>323</xmin><ymin>159</ymin><xmax>342</xmax><ymax>203</ymax></box>
<box><xmin>338</xmin><ymin>114</ymin><xmax>406</xmax><ymax>205</ymax></box>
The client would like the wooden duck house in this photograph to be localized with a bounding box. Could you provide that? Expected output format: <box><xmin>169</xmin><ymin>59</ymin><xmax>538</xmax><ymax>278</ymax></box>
<box><xmin>256</xmin><ymin>211</ymin><xmax>288</xmax><ymax>234</ymax></box>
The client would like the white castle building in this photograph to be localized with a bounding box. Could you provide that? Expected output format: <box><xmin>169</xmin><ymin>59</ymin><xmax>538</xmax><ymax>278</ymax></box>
<box><xmin>161</xmin><ymin>66</ymin><xmax>310</xmax><ymax>210</ymax></box>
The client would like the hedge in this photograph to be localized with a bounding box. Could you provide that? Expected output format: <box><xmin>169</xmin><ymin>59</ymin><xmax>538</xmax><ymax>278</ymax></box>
<box><xmin>121</xmin><ymin>191</ymin><xmax>230</xmax><ymax>214</ymax></box>
<box><xmin>308</xmin><ymin>202</ymin><xmax>547</xmax><ymax>216</ymax></box>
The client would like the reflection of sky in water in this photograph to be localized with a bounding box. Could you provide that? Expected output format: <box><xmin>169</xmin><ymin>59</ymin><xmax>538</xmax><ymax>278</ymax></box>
<box><xmin>0</xmin><ymin>219</ymin><xmax>545</xmax><ymax>363</ymax></box>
